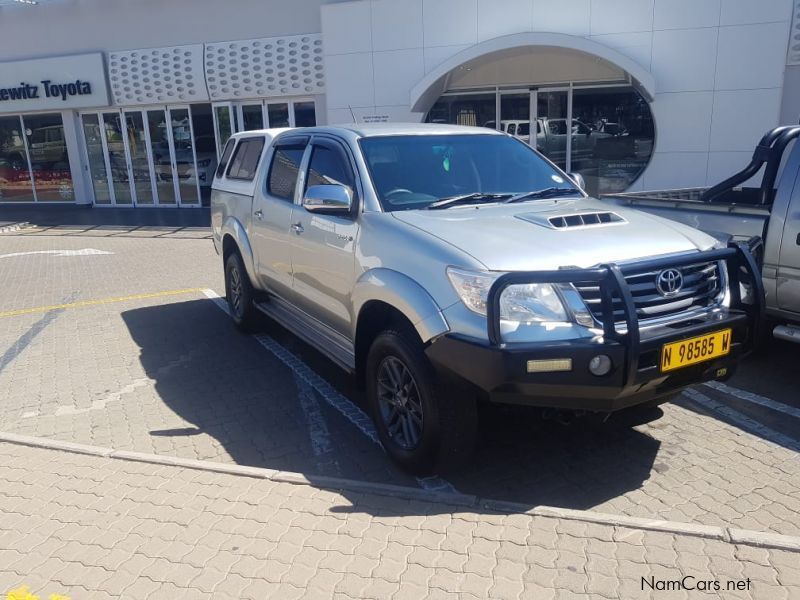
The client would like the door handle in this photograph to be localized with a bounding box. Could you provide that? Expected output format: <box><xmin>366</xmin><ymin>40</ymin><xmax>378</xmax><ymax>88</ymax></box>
<box><xmin>254</xmin><ymin>209</ymin><xmax>263</xmax><ymax>220</ymax></box>
<box><xmin>291</xmin><ymin>222</ymin><xmax>304</xmax><ymax>234</ymax></box>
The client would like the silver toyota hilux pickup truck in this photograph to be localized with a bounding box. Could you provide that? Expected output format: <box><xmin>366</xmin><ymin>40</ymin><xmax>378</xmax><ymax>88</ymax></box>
<box><xmin>211</xmin><ymin>123</ymin><xmax>761</xmax><ymax>475</ymax></box>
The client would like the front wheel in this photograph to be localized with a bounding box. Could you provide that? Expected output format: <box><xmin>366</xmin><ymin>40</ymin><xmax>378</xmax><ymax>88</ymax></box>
<box><xmin>366</xmin><ymin>327</ymin><xmax>477</xmax><ymax>475</ymax></box>
<box><xmin>224</xmin><ymin>252</ymin><xmax>259</xmax><ymax>332</ymax></box>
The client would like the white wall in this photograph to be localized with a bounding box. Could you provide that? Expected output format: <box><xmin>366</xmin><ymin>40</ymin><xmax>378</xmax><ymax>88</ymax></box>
<box><xmin>322</xmin><ymin>0</ymin><xmax>794</xmax><ymax>188</ymax></box>
<box><xmin>0</xmin><ymin>0</ymin><xmax>323</xmax><ymax>60</ymax></box>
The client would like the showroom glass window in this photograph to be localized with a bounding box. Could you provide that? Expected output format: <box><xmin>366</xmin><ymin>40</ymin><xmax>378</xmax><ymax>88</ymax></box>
<box><xmin>0</xmin><ymin>116</ymin><xmax>34</xmax><ymax>202</ymax></box>
<box><xmin>426</xmin><ymin>86</ymin><xmax>655</xmax><ymax>196</ymax></box>
<box><xmin>293</xmin><ymin>102</ymin><xmax>317</xmax><ymax>127</ymax></box>
<box><xmin>24</xmin><ymin>113</ymin><xmax>74</xmax><ymax>201</ymax></box>
<box><xmin>0</xmin><ymin>113</ymin><xmax>74</xmax><ymax>202</ymax></box>
<box><xmin>570</xmin><ymin>87</ymin><xmax>654</xmax><ymax>195</ymax></box>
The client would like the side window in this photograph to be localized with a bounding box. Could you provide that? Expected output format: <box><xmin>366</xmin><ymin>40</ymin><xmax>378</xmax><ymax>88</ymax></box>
<box><xmin>227</xmin><ymin>138</ymin><xmax>265</xmax><ymax>181</ymax></box>
<box><xmin>305</xmin><ymin>145</ymin><xmax>355</xmax><ymax>195</ymax></box>
<box><xmin>215</xmin><ymin>138</ymin><xmax>236</xmax><ymax>178</ymax></box>
<box><xmin>267</xmin><ymin>144</ymin><xmax>306</xmax><ymax>201</ymax></box>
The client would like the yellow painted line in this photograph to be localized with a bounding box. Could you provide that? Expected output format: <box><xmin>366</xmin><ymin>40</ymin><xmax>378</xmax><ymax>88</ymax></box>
<box><xmin>0</xmin><ymin>288</ymin><xmax>205</xmax><ymax>318</ymax></box>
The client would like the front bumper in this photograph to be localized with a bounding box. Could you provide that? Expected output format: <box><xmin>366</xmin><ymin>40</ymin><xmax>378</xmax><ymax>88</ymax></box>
<box><xmin>426</xmin><ymin>310</ymin><xmax>748</xmax><ymax>411</ymax></box>
<box><xmin>425</xmin><ymin>242</ymin><xmax>763</xmax><ymax>412</ymax></box>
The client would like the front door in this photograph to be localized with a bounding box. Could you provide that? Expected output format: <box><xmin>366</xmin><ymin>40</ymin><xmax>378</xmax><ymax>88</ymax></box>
<box><xmin>291</xmin><ymin>138</ymin><xmax>360</xmax><ymax>336</ymax></box>
<box><xmin>251</xmin><ymin>137</ymin><xmax>308</xmax><ymax>299</ymax></box>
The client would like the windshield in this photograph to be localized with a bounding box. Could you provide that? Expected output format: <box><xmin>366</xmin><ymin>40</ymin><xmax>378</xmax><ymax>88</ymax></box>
<box><xmin>359</xmin><ymin>134</ymin><xmax>579</xmax><ymax>211</ymax></box>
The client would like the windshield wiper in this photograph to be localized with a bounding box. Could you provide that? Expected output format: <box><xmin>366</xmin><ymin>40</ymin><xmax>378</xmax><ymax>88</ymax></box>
<box><xmin>504</xmin><ymin>187</ymin><xmax>580</xmax><ymax>203</ymax></box>
<box><xmin>426</xmin><ymin>192</ymin><xmax>512</xmax><ymax>210</ymax></box>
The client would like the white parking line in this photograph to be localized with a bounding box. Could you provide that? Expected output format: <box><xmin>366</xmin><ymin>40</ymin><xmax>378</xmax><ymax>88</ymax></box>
<box><xmin>0</xmin><ymin>248</ymin><xmax>113</xmax><ymax>259</ymax></box>
<box><xmin>294</xmin><ymin>373</ymin><xmax>341</xmax><ymax>476</ymax></box>
<box><xmin>703</xmin><ymin>380</ymin><xmax>800</xmax><ymax>420</ymax></box>
<box><xmin>682</xmin><ymin>388</ymin><xmax>800</xmax><ymax>453</ymax></box>
<box><xmin>201</xmin><ymin>289</ymin><xmax>458</xmax><ymax>493</ymax></box>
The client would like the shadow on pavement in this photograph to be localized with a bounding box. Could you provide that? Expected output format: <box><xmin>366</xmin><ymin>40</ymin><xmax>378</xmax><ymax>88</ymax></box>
<box><xmin>122</xmin><ymin>298</ymin><xmax>660</xmax><ymax>514</ymax></box>
<box><xmin>0</xmin><ymin>204</ymin><xmax>210</xmax><ymax>229</ymax></box>
<box><xmin>676</xmin><ymin>340</ymin><xmax>800</xmax><ymax>451</ymax></box>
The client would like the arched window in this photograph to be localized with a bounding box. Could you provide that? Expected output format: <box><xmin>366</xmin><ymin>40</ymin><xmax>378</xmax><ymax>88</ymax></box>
<box><xmin>426</xmin><ymin>85</ymin><xmax>655</xmax><ymax>197</ymax></box>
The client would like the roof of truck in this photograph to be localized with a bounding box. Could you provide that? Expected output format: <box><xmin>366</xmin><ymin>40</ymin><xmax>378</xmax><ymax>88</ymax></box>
<box><xmin>322</xmin><ymin>122</ymin><xmax>503</xmax><ymax>137</ymax></box>
<box><xmin>229</xmin><ymin>123</ymin><xmax>504</xmax><ymax>143</ymax></box>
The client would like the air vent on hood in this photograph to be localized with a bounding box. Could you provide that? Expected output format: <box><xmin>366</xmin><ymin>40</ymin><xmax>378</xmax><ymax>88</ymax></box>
<box><xmin>548</xmin><ymin>212</ymin><xmax>625</xmax><ymax>229</ymax></box>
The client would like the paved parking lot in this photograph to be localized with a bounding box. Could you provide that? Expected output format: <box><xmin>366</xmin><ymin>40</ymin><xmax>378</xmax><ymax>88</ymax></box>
<box><xmin>0</xmin><ymin>224</ymin><xmax>799</xmax><ymax>597</ymax></box>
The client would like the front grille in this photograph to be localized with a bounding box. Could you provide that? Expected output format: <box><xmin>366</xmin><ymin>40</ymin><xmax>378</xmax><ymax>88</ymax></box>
<box><xmin>574</xmin><ymin>260</ymin><xmax>724</xmax><ymax>326</ymax></box>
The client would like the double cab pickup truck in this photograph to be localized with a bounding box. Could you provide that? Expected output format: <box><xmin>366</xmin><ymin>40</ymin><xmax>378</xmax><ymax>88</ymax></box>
<box><xmin>211</xmin><ymin>123</ymin><xmax>761</xmax><ymax>475</ymax></box>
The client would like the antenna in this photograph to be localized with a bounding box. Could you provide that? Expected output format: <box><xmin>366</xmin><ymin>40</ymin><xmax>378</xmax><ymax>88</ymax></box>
<box><xmin>348</xmin><ymin>105</ymin><xmax>357</xmax><ymax>123</ymax></box>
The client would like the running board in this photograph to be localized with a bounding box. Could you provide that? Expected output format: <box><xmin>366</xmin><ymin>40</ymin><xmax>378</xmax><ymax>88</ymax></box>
<box><xmin>254</xmin><ymin>298</ymin><xmax>356</xmax><ymax>372</ymax></box>
<box><xmin>773</xmin><ymin>324</ymin><xmax>800</xmax><ymax>344</ymax></box>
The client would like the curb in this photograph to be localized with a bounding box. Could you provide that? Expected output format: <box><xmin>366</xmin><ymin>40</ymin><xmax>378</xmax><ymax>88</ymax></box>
<box><xmin>0</xmin><ymin>221</ymin><xmax>30</xmax><ymax>234</ymax></box>
<box><xmin>1</xmin><ymin>431</ymin><xmax>798</xmax><ymax>553</ymax></box>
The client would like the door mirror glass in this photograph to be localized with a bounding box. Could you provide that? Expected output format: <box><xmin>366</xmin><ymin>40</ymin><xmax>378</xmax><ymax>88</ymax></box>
<box><xmin>303</xmin><ymin>184</ymin><xmax>352</xmax><ymax>213</ymax></box>
<box><xmin>568</xmin><ymin>172</ymin><xmax>586</xmax><ymax>191</ymax></box>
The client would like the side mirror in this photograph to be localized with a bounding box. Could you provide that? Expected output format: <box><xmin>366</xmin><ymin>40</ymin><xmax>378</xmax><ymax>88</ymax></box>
<box><xmin>568</xmin><ymin>172</ymin><xmax>586</xmax><ymax>191</ymax></box>
<box><xmin>303</xmin><ymin>184</ymin><xmax>353</xmax><ymax>214</ymax></box>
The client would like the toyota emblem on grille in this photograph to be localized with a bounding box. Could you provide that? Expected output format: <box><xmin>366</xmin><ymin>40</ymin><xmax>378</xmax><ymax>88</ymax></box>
<box><xmin>656</xmin><ymin>268</ymin><xmax>684</xmax><ymax>297</ymax></box>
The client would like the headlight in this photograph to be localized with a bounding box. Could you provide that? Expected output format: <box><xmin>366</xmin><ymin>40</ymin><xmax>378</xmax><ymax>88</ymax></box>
<box><xmin>446</xmin><ymin>267</ymin><xmax>569</xmax><ymax>323</ymax></box>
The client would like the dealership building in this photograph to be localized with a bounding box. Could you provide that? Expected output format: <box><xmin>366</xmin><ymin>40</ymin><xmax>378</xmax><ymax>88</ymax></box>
<box><xmin>0</xmin><ymin>0</ymin><xmax>798</xmax><ymax>207</ymax></box>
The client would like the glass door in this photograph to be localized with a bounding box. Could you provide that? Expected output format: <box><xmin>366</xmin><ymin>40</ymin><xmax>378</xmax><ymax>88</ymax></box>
<box><xmin>123</xmin><ymin>111</ymin><xmax>156</xmax><ymax>205</ymax></box>
<box><xmin>167</xmin><ymin>106</ymin><xmax>200</xmax><ymax>206</ymax></box>
<box><xmin>535</xmin><ymin>89</ymin><xmax>570</xmax><ymax>171</ymax></box>
<box><xmin>212</xmin><ymin>102</ymin><xmax>236</xmax><ymax>158</ymax></box>
<box><xmin>81</xmin><ymin>107</ymin><xmax>205</xmax><ymax>207</ymax></box>
<box><xmin>101</xmin><ymin>112</ymin><xmax>133</xmax><ymax>205</ymax></box>
<box><xmin>80</xmin><ymin>114</ymin><xmax>112</xmax><ymax>205</ymax></box>
<box><xmin>146</xmin><ymin>109</ymin><xmax>177</xmax><ymax>205</ymax></box>
<box><xmin>499</xmin><ymin>90</ymin><xmax>531</xmax><ymax>145</ymax></box>
<box><xmin>238</xmin><ymin>102</ymin><xmax>264</xmax><ymax>131</ymax></box>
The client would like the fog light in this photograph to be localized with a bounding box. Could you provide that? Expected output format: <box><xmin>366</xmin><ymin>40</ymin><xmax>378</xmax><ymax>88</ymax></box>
<box><xmin>527</xmin><ymin>358</ymin><xmax>572</xmax><ymax>373</ymax></box>
<box><xmin>589</xmin><ymin>354</ymin><xmax>612</xmax><ymax>376</ymax></box>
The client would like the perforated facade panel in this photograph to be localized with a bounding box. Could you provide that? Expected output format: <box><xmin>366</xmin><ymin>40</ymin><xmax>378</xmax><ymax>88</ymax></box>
<box><xmin>205</xmin><ymin>33</ymin><xmax>325</xmax><ymax>101</ymax></box>
<box><xmin>108</xmin><ymin>44</ymin><xmax>208</xmax><ymax>105</ymax></box>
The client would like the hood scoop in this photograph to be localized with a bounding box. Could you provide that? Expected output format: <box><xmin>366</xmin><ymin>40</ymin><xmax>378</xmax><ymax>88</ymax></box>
<box><xmin>518</xmin><ymin>211</ymin><xmax>626</xmax><ymax>230</ymax></box>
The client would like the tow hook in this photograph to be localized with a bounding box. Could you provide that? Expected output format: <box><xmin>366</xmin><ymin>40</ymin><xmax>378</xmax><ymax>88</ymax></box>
<box><xmin>542</xmin><ymin>408</ymin><xmax>590</xmax><ymax>425</ymax></box>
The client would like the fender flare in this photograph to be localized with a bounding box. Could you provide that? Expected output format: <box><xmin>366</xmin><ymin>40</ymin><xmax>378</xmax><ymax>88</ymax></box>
<box><xmin>352</xmin><ymin>268</ymin><xmax>450</xmax><ymax>343</ymax></box>
<box><xmin>220</xmin><ymin>216</ymin><xmax>258</xmax><ymax>285</ymax></box>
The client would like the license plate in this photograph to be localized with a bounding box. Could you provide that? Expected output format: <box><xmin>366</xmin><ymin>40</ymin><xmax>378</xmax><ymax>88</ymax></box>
<box><xmin>660</xmin><ymin>329</ymin><xmax>732</xmax><ymax>372</ymax></box>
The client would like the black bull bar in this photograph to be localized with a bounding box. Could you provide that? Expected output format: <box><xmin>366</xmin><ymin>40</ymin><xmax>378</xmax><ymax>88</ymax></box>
<box><xmin>486</xmin><ymin>241</ymin><xmax>764</xmax><ymax>387</ymax></box>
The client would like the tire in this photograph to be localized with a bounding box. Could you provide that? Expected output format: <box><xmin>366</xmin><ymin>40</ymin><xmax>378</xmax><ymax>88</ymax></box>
<box><xmin>366</xmin><ymin>327</ymin><xmax>477</xmax><ymax>476</ymax></box>
<box><xmin>224</xmin><ymin>251</ymin><xmax>259</xmax><ymax>332</ymax></box>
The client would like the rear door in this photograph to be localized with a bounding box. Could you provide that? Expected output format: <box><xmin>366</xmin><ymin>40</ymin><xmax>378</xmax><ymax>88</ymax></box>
<box><xmin>251</xmin><ymin>135</ymin><xmax>309</xmax><ymax>300</ymax></box>
<box><xmin>776</xmin><ymin>161</ymin><xmax>800</xmax><ymax>312</ymax></box>
<box><xmin>290</xmin><ymin>136</ymin><xmax>360</xmax><ymax>336</ymax></box>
